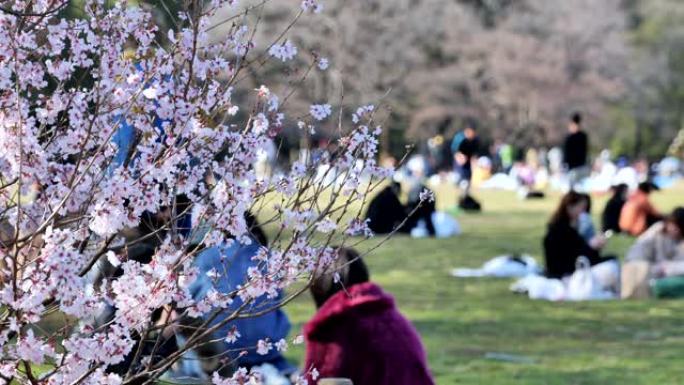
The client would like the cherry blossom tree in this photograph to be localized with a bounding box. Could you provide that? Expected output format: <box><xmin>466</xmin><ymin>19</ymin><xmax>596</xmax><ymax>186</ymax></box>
<box><xmin>0</xmin><ymin>0</ymin><xmax>398</xmax><ymax>383</ymax></box>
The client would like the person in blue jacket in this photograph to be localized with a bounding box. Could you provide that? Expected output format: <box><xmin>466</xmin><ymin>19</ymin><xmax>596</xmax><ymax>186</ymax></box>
<box><xmin>186</xmin><ymin>217</ymin><xmax>294</xmax><ymax>375</ymax></box>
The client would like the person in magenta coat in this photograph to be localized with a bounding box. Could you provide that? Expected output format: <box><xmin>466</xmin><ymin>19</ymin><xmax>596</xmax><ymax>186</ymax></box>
<box><xmin>303</xmin><ymin>248</ymin><xmax>435</xmax><ymax>385</ymax></box>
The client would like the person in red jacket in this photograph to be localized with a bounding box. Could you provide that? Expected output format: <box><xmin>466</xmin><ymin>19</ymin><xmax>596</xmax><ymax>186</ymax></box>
<box><xmin>303</xmin><ymin>248</ymin><xmax>435</xmax><ymax>385</ymax></box>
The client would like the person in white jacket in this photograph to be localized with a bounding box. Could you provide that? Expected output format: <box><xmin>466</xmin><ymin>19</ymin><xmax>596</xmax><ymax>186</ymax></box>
<box><xmin>621</xmin><ymin>207</ymin><xmax>684</xmax><ymax>299</ymax></box>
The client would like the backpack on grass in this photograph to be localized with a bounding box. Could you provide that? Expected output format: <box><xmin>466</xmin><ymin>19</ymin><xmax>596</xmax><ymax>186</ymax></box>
<box><xmin>459</xmin><ymin>194</ymin><xmax>482</xmax><ymax>212</ymax></box>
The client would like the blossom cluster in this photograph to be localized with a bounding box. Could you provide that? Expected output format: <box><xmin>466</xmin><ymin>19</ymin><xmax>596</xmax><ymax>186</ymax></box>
<box><xmin>0</xmin><ymin>0</ymin><xmax>393</xmax><ymax>383</ymax></box>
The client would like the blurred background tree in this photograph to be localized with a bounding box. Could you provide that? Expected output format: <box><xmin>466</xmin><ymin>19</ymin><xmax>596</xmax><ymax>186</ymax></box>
<box><xmin>619</xmin><ymin>0</ymin><xmax>684</xmax><ymax>159</ymax></box>
<box><xmin>72</xmin><ymin>0</ymin><xmax>684</xmax><ymax>160</ymax></box>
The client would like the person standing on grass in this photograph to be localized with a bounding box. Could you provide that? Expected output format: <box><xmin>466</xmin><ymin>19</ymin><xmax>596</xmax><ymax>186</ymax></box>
<box><xmin>452</xmin><ymin>118</ymin><xmax>480</xmax><ymax>197</ymax></box>
<box><xmin>563</xmin><ymin>112</ymin><xmax>589</xmax><ymax>189</ymax></box>
<box><xmin>304</xmin><ymin>248</ymin><xmax>435</xmax><ymax>385</ymax></box>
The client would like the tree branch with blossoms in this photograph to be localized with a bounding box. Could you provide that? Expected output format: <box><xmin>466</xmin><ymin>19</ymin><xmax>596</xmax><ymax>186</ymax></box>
<box><xmin>0</xmin><ymin>0</ymin><xmax>408</xmax><ymax>384</ymax></box>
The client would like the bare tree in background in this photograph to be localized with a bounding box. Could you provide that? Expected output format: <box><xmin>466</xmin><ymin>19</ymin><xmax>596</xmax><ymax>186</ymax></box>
<box><xmin>481</xmin><ymin>0</ymin><xmax>629</xmax><ymax>145</ymax></box>
<box><xmin>232</xmin><ymin>0</ymin><xmax>636</xmax><ymax>154</ymax></box>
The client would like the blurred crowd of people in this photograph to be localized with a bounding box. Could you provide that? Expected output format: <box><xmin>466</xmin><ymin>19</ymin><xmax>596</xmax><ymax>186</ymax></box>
<box><xmin>542</xmin><ymin>186</ymin><xmax>684</xmax><ymax>300</ymax></box>
<box><xmin>394</xmin><ymin>111</ymin><xmax>684</xmax><ymax>301</ymax></box>
<box><xmin>409</xmin><ymin>113</ymin><xmax>683</xmax><ymax>199</ymax></box>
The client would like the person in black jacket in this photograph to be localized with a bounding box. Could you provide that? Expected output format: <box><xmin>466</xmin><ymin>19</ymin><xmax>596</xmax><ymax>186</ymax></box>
<box><xmin>602</xmin><ymin>183</ymin><xmax>628</xmax><ymax>234</ymax></box>
<box><xmin>365</xmin><ymin>182</ymin><xmax>406</xmax><ymax>234</ymax></box>
<box><xmin>543</xmin><ymin>191</ymin><xmax>613</xmax><ymax>279</ymax></box>
<box><xmin>403</xmin><ymin>184</ymin><xmax>436</xmax><ymax>236</ymax></box>
<box><xmin>563</xmin><ymin>113</ymin><xmax>589</xmax><ymax>188</ymax></box>
<box><xmin>365</xmin><ymin>182</ymin><xmax>437</xmax><ymax>236</ymax></box>
<box><xmin>454</xmin><ymin>119</ymin><xmax>480</xmax><ymax>195</ymax></box>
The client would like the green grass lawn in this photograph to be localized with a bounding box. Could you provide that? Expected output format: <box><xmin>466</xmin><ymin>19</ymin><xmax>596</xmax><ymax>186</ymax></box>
<box><xmin>283</xmin><ymin>185</ymin><xmax>684</xmax><ymax>384</ymax></box>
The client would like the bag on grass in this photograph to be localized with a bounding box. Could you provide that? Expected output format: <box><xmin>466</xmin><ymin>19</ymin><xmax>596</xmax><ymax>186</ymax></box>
<box><xmin>459</xmin><ymin>194</ymin><xmax>482</xmax><ymax>212</ymax></box>
<box><xmin>482</xmin><ymin>255</ymin><xmax>540</xmax><ymax>277</ymax></box>
<box><xmin>410</xmin><ymin>219</ymin><xmax>429</xmax><ymax>238</ymax></box>
<box><xmin>652</xmin><ymin>276</ymin><xmax>684</xmax><ymax>299</ymax></box>
<box><xmin>453</xmin><ymin>254</ymin><xmax>540</xmax><ymax>278</ymax></box>
<box><xmin>591</xmin><ymin>259</ymin><xmax>620</xmax><ymax>293</ymax></box>
<box><xmin>432</xmin><ymin>211</ymin><xmax>461</xmax><ymax>238</ymax></box>
<box><xmin>566</xmin><ymin>256</ymin><xmax>612</xmax><ymax>301</ymax></box>
<box><xmin>510</xmin><ymin>275</ymin><xmax>565</xmax><ymax>301</ymax></box>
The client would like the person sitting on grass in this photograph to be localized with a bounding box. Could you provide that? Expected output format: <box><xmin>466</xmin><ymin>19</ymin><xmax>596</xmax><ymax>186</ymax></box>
<box><xmin>619</xmin><ymin>181</ymin><xmax>662</xmax><ymax>237</ymax></box>
<box><xmin>186</xmin><ymin>213</ymin><xmax>295</xmax><ymax>377</ymax></box>
<box><xmin>543</xmin><ymin>191</ymin><xmax>614</xmax><ymax>279</ymax></box>
<box><xmin>365</xmin><ymin>182</ymin><xmax>406</xmax><ymax>234</ymax></box>
<box><xmin>404</xmin><ymin>183</ymin><xmax>436</xmax><ymax>237</ymax></box>
<box><xmin>621</xmin><ymin>207</ymin><xmax>684</xmax><ymax>299</ymax></box>
<box><xmin>602</xmin><ymin>183</ymin><xmax>628</xmax><ymax>234</ymax></box>
<box><xmin>365</xmin><ymin>182</ymin><xmax>437</xmax><ymax>237</ymax></box>
<box><xmin>577</xmin><ymin>192</ymin><xmax>596</xmax><ymax>243</ymax></box>
<box><xmin>304</xmin><ymin>248</ymin><xmax>435</xmax><ymax>385</ymax></box>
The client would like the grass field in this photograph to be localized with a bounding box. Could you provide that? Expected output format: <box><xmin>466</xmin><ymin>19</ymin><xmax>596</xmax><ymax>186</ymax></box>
<box><xmin>283</xmin><ymin>184</ymin><xmax>684</xmax><ymax>385</ymax></box>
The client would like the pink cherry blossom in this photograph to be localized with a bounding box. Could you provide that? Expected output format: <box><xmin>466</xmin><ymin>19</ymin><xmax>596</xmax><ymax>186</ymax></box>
<box><xmin>301</xmin><ymin>0</ymin><xmax>324</xmax><ymax>14</ymax></box>
<box><xmin>310</xmin><ymin>368</ymin><xmax>320</xmax><ymax>380</ymax></box>
<box><xmin>0</xmin><ymin>0</ymin><xmax>394</xmax><ymax>383</ymax></box>
<box><xmin>352</xmin><ymin>104</ymin><xmax>376</xmax><ymax>123</ymax></box>
<box><xmin>14</xmin><ymin>330</ymin><xmax>55</xmax><ymax>364</ymax></box>
<box><xmin>256</xmin><ymin>339</ymin><xmax>273</xmax><ymax>355</ymax></box>
<box><xmin>317</xmin><ymin>57</ymin><xmax>329</xmax><ymax>70</ymax></box>
<box><xmin>268</xmin><ymin>40</ymin><xmax>298</xmax><ymax>62</ymax></box>
<box><xmin>275</xmin><ymin>338</ymin><xmax>288</xmax><ymax>352</ymax></box>
<box><xmin>316</xmin><ymin>217</ymin><xmax>338</xmax><ymax>233</ymax></box>
<box><xmin>293</xmin><ymin>334</ymin><xmax>305</xmax><ymax>345</ymax></box>
<box><xmin>225</xmin><ymin>326</ymin><xmax>241</xmax><ymax>344</ymax></box>
<box><xmin>310</xmin><ymin>103</ymin><xmax>332</xmax><ymax>121</ymax></box>
<box><xmin>419</xmin><ymin>188</ymin><xmax>436</xmax><ymax>203</ymax></box>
